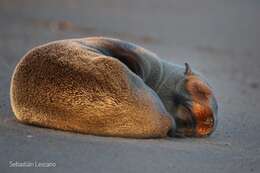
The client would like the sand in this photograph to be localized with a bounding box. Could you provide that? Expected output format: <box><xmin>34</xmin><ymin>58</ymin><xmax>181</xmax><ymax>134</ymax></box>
<box><xmin>0</xmin><ymin>0</ymin><xmax>259</xmax><ymax>172</ymax></box>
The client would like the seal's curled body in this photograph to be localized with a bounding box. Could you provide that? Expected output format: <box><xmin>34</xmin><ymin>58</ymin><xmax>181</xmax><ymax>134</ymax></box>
<box><xmin>10</xmin><ymin>37</ymin><xmax>218</xmax><ymax>138</ymax></box>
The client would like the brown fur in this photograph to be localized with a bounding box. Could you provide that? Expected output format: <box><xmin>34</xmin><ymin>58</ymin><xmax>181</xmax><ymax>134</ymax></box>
<box><xmin>185</xmin><ymin>76</ymin><xmax>214</xmax><ymax>137</ymax></box>
<box><xmin>10</xmin><ymin>40</ymin><xmax>172</xmax><ymax>138</ymax></box>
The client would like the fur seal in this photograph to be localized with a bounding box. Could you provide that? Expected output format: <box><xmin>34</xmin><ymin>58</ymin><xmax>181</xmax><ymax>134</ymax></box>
<box><xmin>10</xmin><ymin>37</ymin><xmax>218</xmax><ymax>138</ymax></box>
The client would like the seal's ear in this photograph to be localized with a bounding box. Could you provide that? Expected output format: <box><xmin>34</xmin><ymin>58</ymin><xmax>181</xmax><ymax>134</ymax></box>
<box><xmin>184</xmin><ymin>62</ymin><xmax>193</xmax><ymax>76</ymax></box>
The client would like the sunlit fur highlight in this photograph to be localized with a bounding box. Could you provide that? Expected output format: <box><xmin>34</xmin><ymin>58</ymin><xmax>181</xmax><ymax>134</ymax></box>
<box><xmin>186</xmin><ymin>76</ymin><xmax>215</xmax><ymax>137</ymax></box>
<box><xmin>10</xmin><ymin>40</ymin><xmax>172</xmax><ymax>138</ymax></box>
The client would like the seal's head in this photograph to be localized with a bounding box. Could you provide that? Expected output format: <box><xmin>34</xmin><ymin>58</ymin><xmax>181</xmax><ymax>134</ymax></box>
<box><xmin>172</xmin><ymin>63</ymin><xmax>218</xmax><ymax>137</ymax></box>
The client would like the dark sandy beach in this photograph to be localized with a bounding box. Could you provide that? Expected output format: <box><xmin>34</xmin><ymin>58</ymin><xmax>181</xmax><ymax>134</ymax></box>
<box><xmin>0</xmin><ymin>0</ymin><xmax>259</xmax><ymax>172</ymax></box>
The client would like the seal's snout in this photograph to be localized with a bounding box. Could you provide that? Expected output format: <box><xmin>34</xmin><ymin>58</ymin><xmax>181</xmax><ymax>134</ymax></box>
<box><xmin>191</xmin><ymin>101</ymin><xmax>215</xmax><ymax>137</ymax></box>
<box><xmin>170</xmin><ymin>63</ymin><xmax>218</xmax><ymax>137</ymax></box>
<box><xmin>185</xmin><ymin>74</ymin><xmax>218</xmax><ymax>137</ymax></box>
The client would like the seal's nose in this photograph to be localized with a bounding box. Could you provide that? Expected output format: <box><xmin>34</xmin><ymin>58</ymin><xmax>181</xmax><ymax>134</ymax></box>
<box><xmin>192</xmin><ymin>102</ymin><xmax>216</xmax><ymax>137</ymax></box>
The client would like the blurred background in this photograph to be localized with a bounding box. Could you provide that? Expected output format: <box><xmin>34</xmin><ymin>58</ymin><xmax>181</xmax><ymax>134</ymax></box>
<box><xmin>0</xmin><ymin>0</ymin><xmax>259</xmax><ymax>173</ymax></box>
